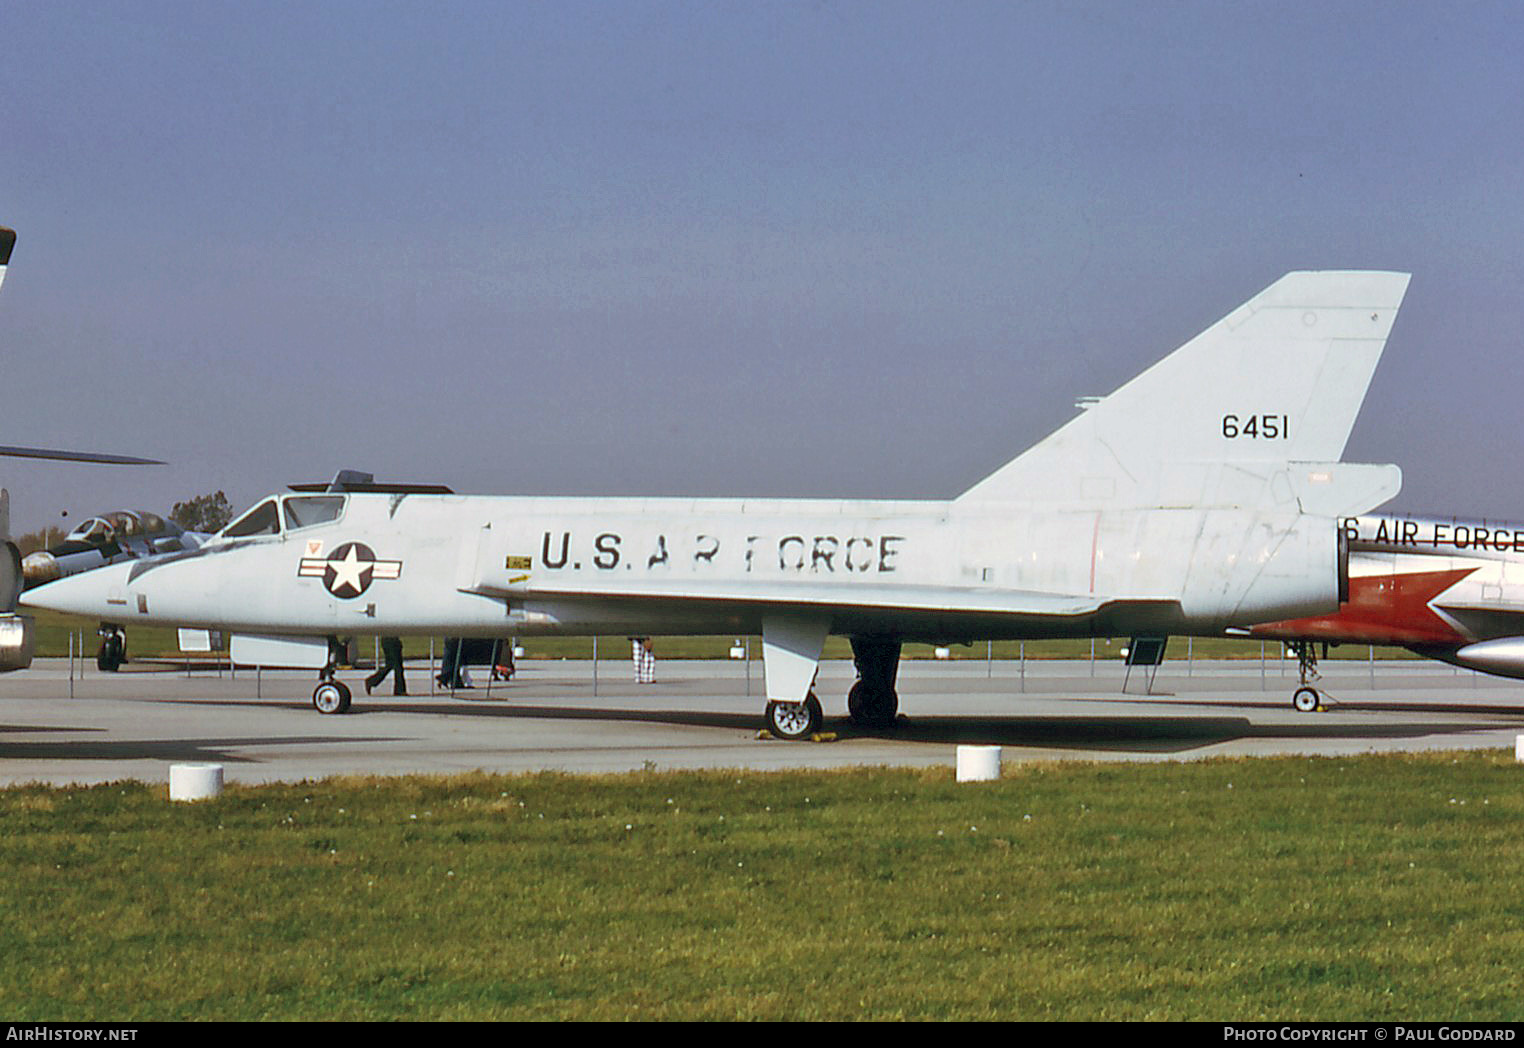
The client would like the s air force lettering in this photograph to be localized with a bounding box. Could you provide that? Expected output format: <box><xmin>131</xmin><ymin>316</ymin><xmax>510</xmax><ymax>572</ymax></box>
<box><xmin>1342</xmin><ymin>515</ymin><xmax>1524</xmax><ymax>554</ymax></box>
<box><xmin>536</xmin><ymin>531</ymin><xmax>905</xmax><ymax>575</ymax></box>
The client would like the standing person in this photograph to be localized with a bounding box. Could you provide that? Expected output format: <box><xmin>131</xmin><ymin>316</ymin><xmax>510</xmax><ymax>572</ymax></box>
<box><xmin>492</xmin><ymin>639</ymin><xmax>516</xmax><ymax>681</ymax></box>
<box><xmin>437</xmin><ymin>637</ymin><xmax>469</xmax><ymax>689</ymax></box>
<box><xmin>365</xmin><ymin>636</ymin><xmax>407</xmax><ymax>696</ymax></box>
<box><xmin>631</xmin><ymin>636</ymin><xmax>655</xmax><ymax>684</ymax></box>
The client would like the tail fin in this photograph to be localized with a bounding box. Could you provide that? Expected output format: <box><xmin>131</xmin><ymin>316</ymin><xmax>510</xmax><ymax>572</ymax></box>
<box><xmin>956</xmin><ymin>270</ymin><xmax>1411</xmax><ymax>511</ymax></box>
<box><xmin>0</xmin><ymin>228</ymin><xmax>14</xmax><ymax>297</ymax></box>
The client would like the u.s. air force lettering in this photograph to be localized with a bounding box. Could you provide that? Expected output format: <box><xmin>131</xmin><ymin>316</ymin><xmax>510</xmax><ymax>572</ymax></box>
<box><xmin>1343</xmin><ymin>516</ymin><xmax>1524</xmax><ymax>554</ymax></box>
<box><xmin>298</xmin><ymin>541</ymin><xmax>403</xmax><ymax>598</ymax></box>
<box><xmin>539</xmin><ymin>531</ymin><xmax>905</xmax><ymax>573</ymax></box>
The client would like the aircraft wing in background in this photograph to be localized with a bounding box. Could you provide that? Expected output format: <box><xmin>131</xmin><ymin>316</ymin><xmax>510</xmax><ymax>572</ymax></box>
<box><xmin>0</xmin><ymin>446</ymin><xmax>165</xmax><ymax>466</ymax></box>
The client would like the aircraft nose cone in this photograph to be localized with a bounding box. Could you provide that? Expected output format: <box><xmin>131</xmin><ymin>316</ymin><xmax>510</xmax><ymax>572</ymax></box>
<box><xmin>19</xmin><ymin>564</ymin><xmax>125</xmax><ymax>618</ymax></box>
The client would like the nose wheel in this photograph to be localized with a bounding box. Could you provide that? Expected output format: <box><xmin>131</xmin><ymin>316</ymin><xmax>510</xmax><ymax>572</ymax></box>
<box><xmin>97</xmin><ymin>626</ymin><xmax>127</xmax><ymax>672</ymax></box>
<box><xmin>1292</xmin><ymin>686</ymin><xmax>1321</xmax><ymax>713</ymax></box>
<box><xmin>313</xmin><ymin>680</ymin><xmax>352</xmax><ymax>714</ymax></box>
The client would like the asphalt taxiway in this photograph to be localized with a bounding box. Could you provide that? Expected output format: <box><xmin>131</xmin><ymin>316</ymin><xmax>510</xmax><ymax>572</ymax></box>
<box><xmin>3</xmin><ymin>656</ymin><xmax>1523</xmax><ymax>786</ymax></box>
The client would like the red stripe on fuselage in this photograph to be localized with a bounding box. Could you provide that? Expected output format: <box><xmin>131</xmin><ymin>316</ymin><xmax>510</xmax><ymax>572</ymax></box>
<box><xmin>1251</xmin><ymin>567</ymin><xmax>1477</xmax><ymax>646</ymax></box>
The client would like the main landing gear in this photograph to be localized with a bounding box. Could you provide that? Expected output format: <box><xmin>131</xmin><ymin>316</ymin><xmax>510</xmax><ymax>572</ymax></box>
<box><xmin>756</xmin><ymin>618</ymin><xmax>907</xmax><ymax>740</ymax></box>
<box><xmin>1288</xmin><ymin>640</ymin><xmax>1325</xmax><ymax>712</ymax></box>
<box><xmin>847</xmin><ymin>638</ymin><xmax>901</xmax><ymax>729</ymax></box>
<box><xmin>763</xmin><ymin>637</ymin><xmax>904</xmax><ymax>740</ymax></box>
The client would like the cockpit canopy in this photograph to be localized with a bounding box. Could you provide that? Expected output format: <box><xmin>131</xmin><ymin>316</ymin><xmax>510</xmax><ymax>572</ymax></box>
<box><xmin>66</xmin><ymin>510</ymin><xmax>181</xmax><ymax>545</ymax></box>
<box><xmin>220</xmin><ymin>495</ymin><xmax>346</xmax><ymax>539</ymax></box>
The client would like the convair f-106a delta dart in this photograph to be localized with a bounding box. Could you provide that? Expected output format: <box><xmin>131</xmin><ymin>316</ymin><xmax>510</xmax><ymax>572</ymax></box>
<box><xmin>23</xmin><ymin>271</ymin><xmax>1412</xmax><ymax>737</ymax></box>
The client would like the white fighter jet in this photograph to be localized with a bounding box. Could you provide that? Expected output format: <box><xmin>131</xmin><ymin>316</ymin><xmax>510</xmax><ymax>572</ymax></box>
<box><xmin>23</xmin><ymin>270</ymin><xmax>1412</xmax><ymax>735</ymax></box>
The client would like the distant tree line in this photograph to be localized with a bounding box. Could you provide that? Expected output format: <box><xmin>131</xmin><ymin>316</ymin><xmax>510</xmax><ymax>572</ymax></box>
<box><xmin>170</xmin><ymin>491</ymin><xmax>234</xmax><ymax>533</ymax></box>
<box><xmin>10</xmin><ymin>524</ymin><xmax>68</xmax><ymax>557</ymax></box>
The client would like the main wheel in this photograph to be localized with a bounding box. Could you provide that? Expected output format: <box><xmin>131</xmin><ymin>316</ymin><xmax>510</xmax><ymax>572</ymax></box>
<box><xmin>847</xmin><ymin>681</ymin><xmax>898</xmax><ymax>728</ymax></box>
<box><xmin>765</xmin><ymin>693</ymin><xmax>823</xmax><ymax>740</ymax></box>
<box><xmin>1292</xmin><ymin>686</ymin><xmax>1320</xmax><ymax>713</ymax></box>
<box><xmin>313</xmin><ymin>680</ymin><xmax>352</xmax><ymax>715</ymax></box>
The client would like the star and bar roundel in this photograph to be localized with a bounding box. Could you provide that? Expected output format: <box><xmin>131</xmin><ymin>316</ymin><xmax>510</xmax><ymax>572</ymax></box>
<box><xmin>297</xmin><ymin>541</ymin><xmax>403</xmax><ymax>599</ymax></box>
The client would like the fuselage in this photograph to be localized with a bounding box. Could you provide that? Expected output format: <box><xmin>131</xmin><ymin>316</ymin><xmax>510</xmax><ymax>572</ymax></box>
<box><xmin>22</xmin><ymin>489</ymin><xmax>1342</xmax><ymax>645</ymax></box>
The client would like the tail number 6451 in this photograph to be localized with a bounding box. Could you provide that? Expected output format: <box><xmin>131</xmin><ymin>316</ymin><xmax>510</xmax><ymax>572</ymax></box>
<box><xmin>1221</xmin><ymin>414</ymin><xmax>1289</xmax><ymax>439</ymax></box>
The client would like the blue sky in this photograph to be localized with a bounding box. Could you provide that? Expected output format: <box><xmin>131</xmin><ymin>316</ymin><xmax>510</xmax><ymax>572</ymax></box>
<box><xmin>2</xmin><ymin>1</ymin><xmax>1522</xmax><ymax>531</ymax></box>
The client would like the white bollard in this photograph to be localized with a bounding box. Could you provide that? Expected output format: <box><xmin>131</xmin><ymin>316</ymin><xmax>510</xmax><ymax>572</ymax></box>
<box><xmin>169</xmin><ymin>763</ymin><xmax>224</xmax><ymax>802</ymax></box>
<box><xmin>956</xmin><ymin>745</ymin><xmax>1002</xmax><ymax>782</ymax></box>
<box><xmin>1516</xmin><ymin>735</ymin><xmax>1524</xmax><ymax>763</ymax></box>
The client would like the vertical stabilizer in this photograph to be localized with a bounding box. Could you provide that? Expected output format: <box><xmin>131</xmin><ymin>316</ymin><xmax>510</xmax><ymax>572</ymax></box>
<box><xmin>957</xmin><ymin>271</ymin><xmax>1411</xmax><ymax>510</ymax></box>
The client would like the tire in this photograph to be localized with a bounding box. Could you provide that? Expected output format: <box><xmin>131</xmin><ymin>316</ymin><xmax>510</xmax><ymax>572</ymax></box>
<box><xmin>766</xmin><ymin>693</ymin><xmax>823</xmax><ymax>739</ymax></box>
<box><xmin>1292</xmin><ymin>687</ymin><xmax>1320</xmax><ymax>713</ymax></box>
<box><xmin>313</xmin><ymin>680</ymin><xmax>352</xmax><ymax>715</ymax></box>
<box><xmin>96</xmin><ymin>633</ymin><xmax>124</xmax><ymax>672</ymax></box>
<box><xmin>847</xmin><ymin>681</ymin><xmax>898</xmax><ymax>728</ymax></box>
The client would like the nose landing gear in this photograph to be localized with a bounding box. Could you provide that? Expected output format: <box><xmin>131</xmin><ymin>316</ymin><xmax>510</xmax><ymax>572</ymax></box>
<box><xmin>312</xmin><ymin>635</ymin><xmax>354</xmax><ymax>713</ymax></box>
<box><xmin>96</xmin><ymin>625</ymin><xmax>127</xmax><ymax>672</ymax></box>
<box><xmin>1287</xmin><ymin>641</ymin><xmax>1327</xmax><ymax>712</ymax></box>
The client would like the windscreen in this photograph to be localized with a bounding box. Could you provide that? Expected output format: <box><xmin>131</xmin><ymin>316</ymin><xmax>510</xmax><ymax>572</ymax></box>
<box><xmin>221</xmin><ymin>499</ymin><xmax>280</xmax><ymax>538</ymax></box>
<box><xmin>283</xmin><ymin>496</ymin><xmax>345</xmax><ymax>531</ymax></box>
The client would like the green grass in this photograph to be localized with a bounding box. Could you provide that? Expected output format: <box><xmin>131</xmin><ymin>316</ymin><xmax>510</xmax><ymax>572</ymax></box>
<box><xmin>27</xmin><ymin>608</ymin><xmax>1421</xmax><ymax>663</ymax></box>
<box><xmin>3</xmin><ymin>753</ymin><xmax>1521</xmax><ymax>1020</ymax></box>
